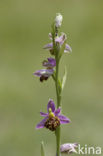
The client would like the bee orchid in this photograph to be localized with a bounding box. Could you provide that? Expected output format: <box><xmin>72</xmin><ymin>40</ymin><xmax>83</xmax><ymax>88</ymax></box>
<box><xmin>36</xmin><ymin>99</ymin><xmax>70</xmax><ymax>131</ymax></box>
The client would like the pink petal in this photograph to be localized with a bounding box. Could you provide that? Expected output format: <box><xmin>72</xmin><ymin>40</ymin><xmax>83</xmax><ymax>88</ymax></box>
<box><xmin>58</xmin><ymin>115</ymin><xmax>71</xmax><ymax>124</ymax></box>
<box><xmin>43</xmin><ymin>43</ymin><xmax>53</xmax><ymax>50</ymax></box>
<box><xmin>40</xmin><ymin>112</ymin><xmax>48</xmax><ymax>117</ymax></box>
<box><xmin>64</xmin><ymin>44</ymin><xmax>72</xmax><ymax>53</ymax></box>
<box><xmin>47</xmin><ymin>99</ymin><xmax>55</xmax><ymax>113</ymax></box>
<box><xmin>36</xmin><ymin>117</ymin><xmax>48</xmax><ymax>129</ymax></box>
<box><xmin>54</xmin><ymin>107</ymin><xmax>61</xmax><ymax>116</ymax></box>
<box><xmin>55</xmin><ymin>33</ymin><xmax>66</xmax><ymax>45</ymax></box>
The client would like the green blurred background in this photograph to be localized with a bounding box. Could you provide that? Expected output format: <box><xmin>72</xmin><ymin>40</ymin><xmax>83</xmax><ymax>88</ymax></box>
<box><xmin>0</xmin><ymin>0</ymin><xmax>103</xmax><ymax>156</ymax></box>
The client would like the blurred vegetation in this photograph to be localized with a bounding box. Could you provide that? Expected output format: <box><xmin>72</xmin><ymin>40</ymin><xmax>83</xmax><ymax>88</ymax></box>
<box><xmin>0</xmin><ymin>0</ymin><xmax>103</xmax><ymax>156</ymax></box>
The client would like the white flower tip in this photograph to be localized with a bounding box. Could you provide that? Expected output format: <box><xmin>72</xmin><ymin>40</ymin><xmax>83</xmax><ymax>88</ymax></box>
<box><xmin>55</xmin><ymin>13</ymin><xmax>63</xmax><ymax>28</ymax></box>
<box><xmin>48</xmin><ymin>98</ymin><xmax>53</xmax><ymax>102</ymax></box>
<box><xmin>48</xmin><ymin>33</ymin><xmax>52</xmax><ymax>40</ymax></box>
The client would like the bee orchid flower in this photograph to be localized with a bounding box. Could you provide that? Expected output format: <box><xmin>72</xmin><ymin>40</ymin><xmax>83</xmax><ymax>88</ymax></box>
<box><xmin>44</xmin><ymin>33</ymin><xmax>72</xmax><ymax>55</ymax></box>
<box><xmin>34</xmin><ymin>58</ymin><xmax>56</xmax><ymax>82</ymax></box>
<box><xmin>60</xmin><ymin>143</ymin><xmax>78</xmax><ymax>154</ymax></box>
<box><xmin>36</xmin><ymin>99</ymin><xmax>70</xmax><ymax>131</ymax></box>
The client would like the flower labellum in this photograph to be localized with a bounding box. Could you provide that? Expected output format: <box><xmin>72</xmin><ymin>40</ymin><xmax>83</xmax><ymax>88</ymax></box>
<box><xmin>34</xmin><ymin>57</ymin><xmax>56</xmax><ymax>82</ymax></box>
<box><xmin>34</xmin><ymin>69</ymin><xmax>54</xmax><ymax>82</ymax></box>
<box><xmin>55</xmin><ymin>13</ymin><xmax>63</xmax><ymax>28</ymax></box>
<box><xmin>60</xmin><ymin>143</ymin><xmax>78</xmax><ymax>154</ymax></box>
<box><xmin>36</xmin><ymin>99</ymin><xmax>70</xmax><ymax>131</ymax></box>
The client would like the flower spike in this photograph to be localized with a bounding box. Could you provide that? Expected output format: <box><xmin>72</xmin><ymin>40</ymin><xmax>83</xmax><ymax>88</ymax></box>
<box><xmin>34</xmin><ymin>13</ymin><xmax>73</xmax><ymax>156</ymax></box>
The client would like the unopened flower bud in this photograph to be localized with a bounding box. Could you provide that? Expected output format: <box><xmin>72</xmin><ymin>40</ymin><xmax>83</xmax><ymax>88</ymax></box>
<box><xmin>55</xmin><ymin>13</ymin><xmax>63</xmax><ymax>28</ymax></box>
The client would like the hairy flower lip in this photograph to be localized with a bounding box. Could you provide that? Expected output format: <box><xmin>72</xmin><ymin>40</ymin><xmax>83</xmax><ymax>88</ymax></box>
<box><xmin>36</xmin><ymin>99</ymin><xmax>70</xmax><ymax>130</ymax></box>
<box><xmin>44</xmin><ymin>116</ymin><xmax>60</xmax><ymax>131</ymax></box>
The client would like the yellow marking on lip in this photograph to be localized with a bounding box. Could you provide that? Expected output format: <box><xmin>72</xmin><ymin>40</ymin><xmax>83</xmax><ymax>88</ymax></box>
<box><xmin>49</xmin><ymin>108</ymin><xmax>55</xmax><ymax>118</ymax></box>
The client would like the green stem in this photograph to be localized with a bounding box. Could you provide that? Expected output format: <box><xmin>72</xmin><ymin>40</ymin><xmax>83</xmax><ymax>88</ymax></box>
<box><xmin>55</xmin><ymin>57</ymin><xmax>61</xmax><ymax>156</ymax></box>
<box><xmin>52</xmin><ymin>25</ymin><xmax>61</xmax><ymax>156</ymax></box>
<box><xmin>55</xmin><ymin>60</ymin><xmax>59</xmax><ymax>107</ymax></box>
<box><xmin>56</xmin><ymin>126</ymin><xmax>61</xmax><ymax>156</ymax></box>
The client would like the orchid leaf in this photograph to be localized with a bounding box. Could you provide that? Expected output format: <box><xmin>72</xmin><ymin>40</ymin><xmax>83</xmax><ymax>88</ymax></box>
<box><xmin>58</xmin><ymin>78</ymin><xmax>62</xmax><ymax>94</ymax></box>
<box><xmin>41</xmin><ymin>141</ymin><xmax>45</xmax><ymax>156</ymax></box>
<box><xmin>59</xmin><ymin>40</ymin><xmax>66</xmax><ymax>60</ymax></box>
<box><xmin>62</xmin><ymin>67</ymin><xmax>67</xmax><ymax>90</ymax></box>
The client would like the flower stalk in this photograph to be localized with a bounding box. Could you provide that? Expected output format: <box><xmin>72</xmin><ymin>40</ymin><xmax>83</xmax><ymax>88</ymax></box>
<box><xmin>55</xmin><ymin>54</ymin><xmax>61</xmax><ymax>156</ymax></box>
<box><xmin>51</xmin><ymin>21</ymin><xmax>62</xmax><ymax>156</ymax></box>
